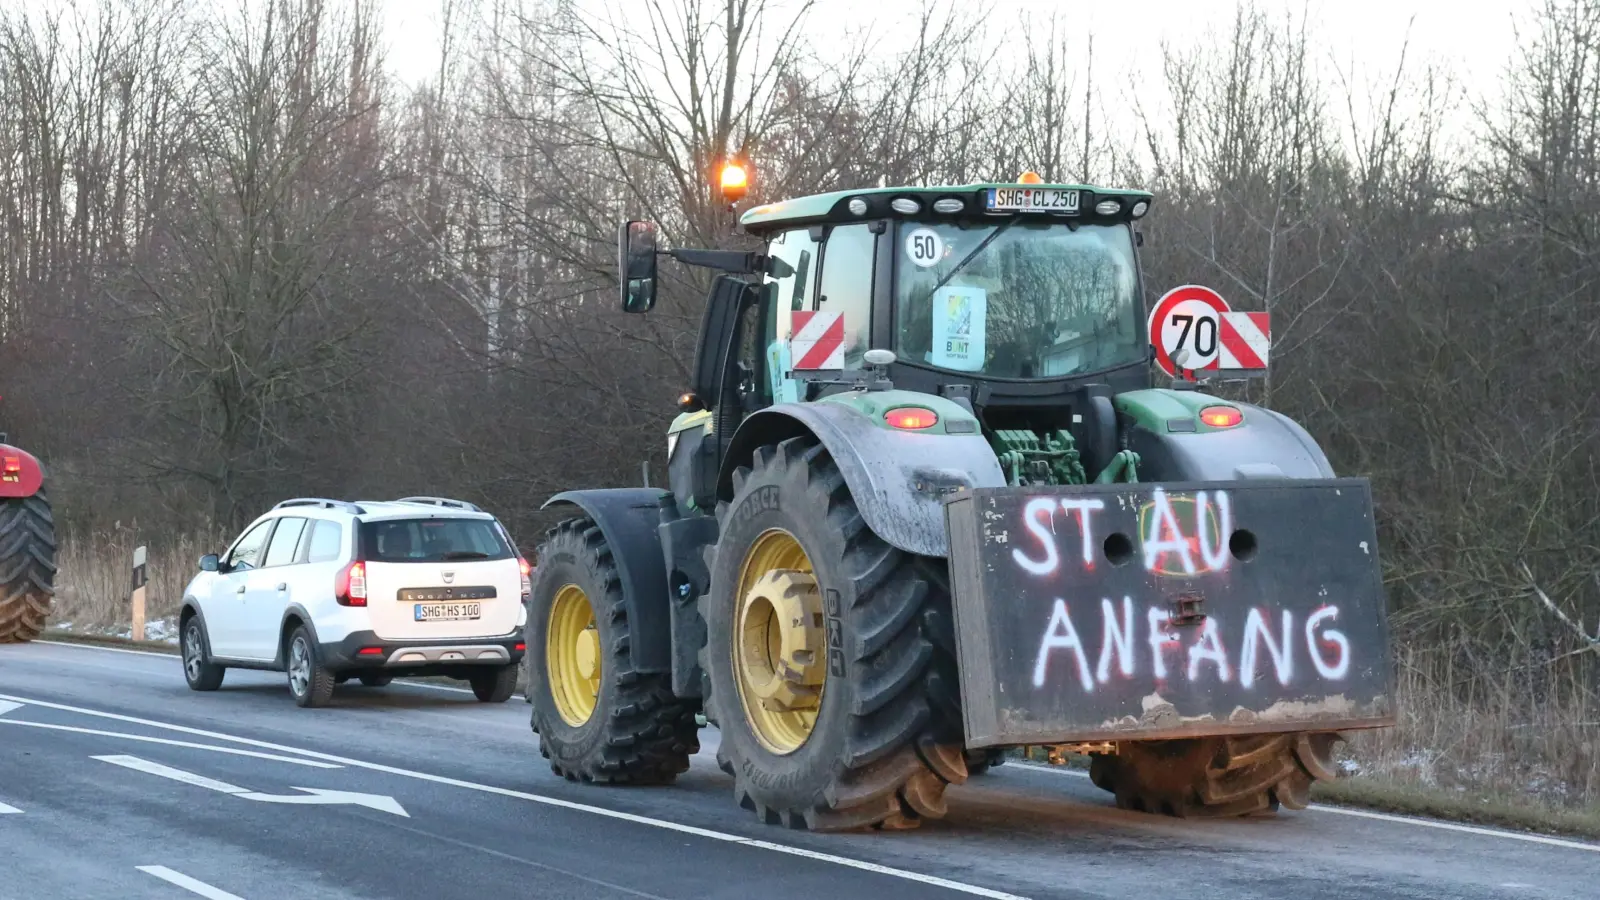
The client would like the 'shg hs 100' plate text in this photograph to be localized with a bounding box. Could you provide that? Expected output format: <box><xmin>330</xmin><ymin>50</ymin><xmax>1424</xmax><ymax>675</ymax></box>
<box><xmin>414</xmin><ymin>602</ymin><xmax>481</xmax><ymax>622</ymax></box>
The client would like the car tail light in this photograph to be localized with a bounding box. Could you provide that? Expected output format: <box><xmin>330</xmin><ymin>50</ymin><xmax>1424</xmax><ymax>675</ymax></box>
<box><xmin>884</xmin><ymin>407</ymin><xmax>937</xmax><ymax>430</ymax></box>
<box><xmin>335</xmin><ymin>560</ymin><xmax>368</xmax><ymax>607</ymax></box>
<box><xmin>357</xmin><ymin>646</ymin><xmax>384</xmax><ymax>657</ymax></box>
<box><xmin>514</xmin><ymin>642</ymin><xmax>526</xmax><ymax>653</ymax></box>
<box><xmin>1199</xmin><ymin>405</ymin><xmax>1243</xmax><ymax>428</ymax></box>
<box><xmin>518</xmin><ymin>557</ymin><xmax>532</xmax><ymax>600</ymax></box>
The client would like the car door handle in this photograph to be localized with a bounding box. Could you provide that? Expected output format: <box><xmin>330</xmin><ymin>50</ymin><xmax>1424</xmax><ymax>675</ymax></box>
<box><xmin>236</xmin><ymin>585</ymin><xmax>246</xmax><ymax>594</ymax></box>
<box><xmin>276</xmin><ymin>583</ymin><xmax>287</xmax><ymax>591</ymax></box>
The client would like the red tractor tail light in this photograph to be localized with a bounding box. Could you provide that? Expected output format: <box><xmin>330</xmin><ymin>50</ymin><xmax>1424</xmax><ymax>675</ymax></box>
<box><xmin>335</xmin><ymin>560</ymin><xmax>368</xmax><ymax>607</ymax></box>
<box><xmin>884</xmin><ymin>407</ymin><xmax>938</xmax><ymax>430</ymax></box>
<box><xmin>1</xmin><ymin>456</ymin><xmax>19</xmax><ymax>482</ymax></box>
<box><xmin>1199</xmin><ymin>406</ymin><xmax>1243</xmax><ymax>428</ymax></box>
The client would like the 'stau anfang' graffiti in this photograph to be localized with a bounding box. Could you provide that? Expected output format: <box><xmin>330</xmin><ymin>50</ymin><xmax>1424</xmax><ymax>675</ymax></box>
<box><xmin>1012</xmin><ymin>487</ymin><xmax>1235</xmax><ymax>578</ymax></box>
<box><xmin>1030</xmin><ymin>597</ymin><xmax>1353</xmax><ymax>692</ymax></box>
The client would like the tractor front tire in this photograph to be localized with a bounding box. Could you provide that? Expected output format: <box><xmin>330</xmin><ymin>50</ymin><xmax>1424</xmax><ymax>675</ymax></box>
<box><xmin>526</xmin><ymin>516</ymin><xmax>699</xmax><ymax>784</ymax></box>
<box><xmin>698</xmin><ymin>436</ymin><xmax>969</xmax><ymax>832</ymax></box>
<box><xmin>1090</xmin><ymin>732</ymin><xmax>1345</xmax><ymax>817</ymax></box>
<box><xmin>0</xmin><ymin>489</ymin><xmax>57</xmax><ymax>645</ymax></box>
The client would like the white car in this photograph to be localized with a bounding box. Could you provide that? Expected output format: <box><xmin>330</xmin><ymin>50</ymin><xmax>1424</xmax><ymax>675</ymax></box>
<box><xmin>178</xmin><ymin>496</ymin><xmax>530</xmax><ymax>707</ymax></box>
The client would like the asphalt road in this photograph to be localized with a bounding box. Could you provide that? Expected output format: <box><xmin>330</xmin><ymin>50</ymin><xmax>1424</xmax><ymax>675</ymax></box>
<box><xmin>1</xmin><ymin>641</ymin><xmax>1594</xmax><ymax>900</ymax></box>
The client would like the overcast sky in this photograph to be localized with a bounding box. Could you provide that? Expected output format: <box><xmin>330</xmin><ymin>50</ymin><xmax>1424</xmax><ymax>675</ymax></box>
<box><xmin>368</xmin><ymin>0</ymin><xmax>1538</xmax><ymax>161</ymax></box>
<box><xmin>375</xmin><ymin>0</ymin><xmax>1533</xmax><ymax>91</ymax></box>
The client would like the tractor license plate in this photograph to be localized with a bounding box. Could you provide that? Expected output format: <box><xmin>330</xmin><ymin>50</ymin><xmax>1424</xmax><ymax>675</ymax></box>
<box><xmin>414</xmin><ymin>602</ymin><xmax>481</xmax><ymax>622</ymax></box>
<box><xmin>986</xmin><ymin>187</ymin><xmax>1079</xmax><ymax>212</ymax></box>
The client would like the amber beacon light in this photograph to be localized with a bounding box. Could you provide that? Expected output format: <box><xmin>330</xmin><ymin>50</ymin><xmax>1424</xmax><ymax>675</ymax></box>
<box><xmin>719</xmin><ymin>162</ymin><xmax>749</xmax><ymax>204</ymax></box>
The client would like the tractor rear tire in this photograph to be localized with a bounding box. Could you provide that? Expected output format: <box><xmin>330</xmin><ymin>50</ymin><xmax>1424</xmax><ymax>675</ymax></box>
<box><xmin>526</xmin><ymin>516</ymin><xmax>699</xmax><ymax>785</ymax></box>
<box><xmin>697</xmin><ymin>436</ymin><xmax>970</xmax><ymax>832</ymax></box>
<box><xmin>1090</xmin><ymin>732</ymin><xmax>1345</xmax><ymax>817</ymax></box>
<box><xmin>0</xmin><ymin>489</ymin><xmax>57</xmax><ymax>645</ymax></box>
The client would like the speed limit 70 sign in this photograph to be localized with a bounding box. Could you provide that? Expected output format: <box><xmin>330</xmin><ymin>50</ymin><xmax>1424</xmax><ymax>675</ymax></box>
<box><xmin>1147</xmin><ymin>284</ymin><xmax>1271</xmax><ymax>380</ymax></box>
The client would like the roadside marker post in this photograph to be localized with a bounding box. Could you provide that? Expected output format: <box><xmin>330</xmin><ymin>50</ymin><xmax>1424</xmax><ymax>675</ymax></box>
<box><xmin>131</xmin><ymin>545</ymin><xmax>148</xmax><ymax>642</ymax></box>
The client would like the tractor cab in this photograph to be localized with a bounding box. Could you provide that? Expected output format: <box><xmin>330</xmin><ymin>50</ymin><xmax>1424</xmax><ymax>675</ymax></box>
<box><xmin>619</xmin><ymin>171</ymin><xmax>1156</xmax><ymax>491</ymax></box>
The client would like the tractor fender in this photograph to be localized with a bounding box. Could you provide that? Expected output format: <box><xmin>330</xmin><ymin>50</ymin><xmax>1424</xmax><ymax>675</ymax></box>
<box><xmin>0</xmin><ymin>444</ymin><xmax>44</xmax><ymax>499</ymax></box>
<box><xmin>719</xmin><ymin>403</ymin><xmax>1007</xmax><ymax>559</ymax></box>
<box><xmin>1126</xmin><ymin>401</ymin><xmax>1337</xmax><ymax>481</ymax></box>
<box><xmin>541</xmin><ymin>488</ymin><xmax>672</xmax><ymax>674</ymax></box>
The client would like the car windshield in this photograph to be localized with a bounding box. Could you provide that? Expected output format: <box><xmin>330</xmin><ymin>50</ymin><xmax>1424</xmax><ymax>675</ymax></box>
<box><xmin>359</xmin><ymin>518</ymin><xmax>513</xmax><ymax>563</ymax></box>
<box><xmin>893</xmin><ymin>220</ymin><xmax>1143</xmax><ymax>379</ymax></box>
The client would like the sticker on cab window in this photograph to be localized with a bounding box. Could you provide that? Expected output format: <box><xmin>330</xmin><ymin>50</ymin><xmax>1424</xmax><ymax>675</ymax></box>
<box><xmin>904</xmin><ymin>227</ymin><xmax>944</xmax><ymax>268</ymax></box>
<box><xmin>931</xmin><ymin>285</ymin><xmax>986</xmax><ymax>371</ymax></box>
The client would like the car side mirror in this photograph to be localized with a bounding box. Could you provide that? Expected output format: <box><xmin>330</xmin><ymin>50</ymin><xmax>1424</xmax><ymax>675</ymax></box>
<box><xmin>619</xmin><ymin>220</ymin><xmax>659</xmax><ymax>313</ymax></box>
<box><xmin>199</xmin><ymin>553</ymin><xmax>220</xmax><ymax>572</ymax></box>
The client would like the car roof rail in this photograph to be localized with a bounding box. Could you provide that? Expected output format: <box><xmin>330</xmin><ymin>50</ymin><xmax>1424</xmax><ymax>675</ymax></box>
<box><xmin>395</xmin><ymin>496</ymin><xmax>482</xmax><ymax>512</ymax></box>
<box><xmin>274</xmin><ymin>497</ymin><xmax>367</xmax><ymax>514</ymax></box>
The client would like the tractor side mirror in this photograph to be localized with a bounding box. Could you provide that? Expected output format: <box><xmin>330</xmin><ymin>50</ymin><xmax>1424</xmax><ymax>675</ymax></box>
<box><xmin>619</xmin><ymin>220</ymin><xmax>659</xmax><ymax>313</ymax></box>
<box><xmin>199</xmin><ymin>553</ymin><xmax>220</xmax><ymax>572</ymax></box>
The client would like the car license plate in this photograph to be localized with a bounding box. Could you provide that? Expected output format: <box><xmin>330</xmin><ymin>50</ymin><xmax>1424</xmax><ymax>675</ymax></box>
<box><xmin>414</xmin><ymin>602</ymin><xmax>481</xmax><ymax>622</ymax></box>
<box><xmin>986</xmin><ymin>187</ymin><xmax>1079</xmax><ymax>212</ymax></box>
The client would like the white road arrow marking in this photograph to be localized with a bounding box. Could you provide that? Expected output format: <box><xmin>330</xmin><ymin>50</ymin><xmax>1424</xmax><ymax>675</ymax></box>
<box><xmin>137</xmin><ymin>866</ymin><xmax>247</xmax><ymax>900</ymax></box>
<box><xmin>237</xmin><ymin>787</ymin><xmax>409</xmax><ymax>817</ymax></box>
<box><xmin>95</xmin><ymin>754</ymin><xmax>249</xmax><ymax>793</ymax></box>
<box><xmin>94</xmin><ymin>755</ymin><xmax>408</xmax><ymax>817</ymax></box>
<box><xmin>0</xmin><ymin>700</ymin><xmax>23</xmax><ymax>717</ymax></box>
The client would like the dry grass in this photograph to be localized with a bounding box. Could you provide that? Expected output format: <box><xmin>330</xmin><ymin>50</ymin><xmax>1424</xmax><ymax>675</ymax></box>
<box><xmin>1330</xmin><ymin>644</ymin><xmax>1599</xmax><ymax>815</ymax></box>
<box><xmin>48</xmin><ymin>522</ymin><xmax>226</xmax><ymax>640</ymax></box>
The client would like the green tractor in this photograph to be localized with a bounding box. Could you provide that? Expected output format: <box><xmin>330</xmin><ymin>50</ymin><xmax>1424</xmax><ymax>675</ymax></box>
<box><xmin>523</xmin><ymin>173</ymin><xmax>1394</xmax><ymax>831</ymax></box>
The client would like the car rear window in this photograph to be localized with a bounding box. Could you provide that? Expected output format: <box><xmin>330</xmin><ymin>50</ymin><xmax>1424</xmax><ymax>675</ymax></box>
<box><xmin>359</xmin><ymin>517</ymin><xmax>514</xmax><ymax>563</ymax></box>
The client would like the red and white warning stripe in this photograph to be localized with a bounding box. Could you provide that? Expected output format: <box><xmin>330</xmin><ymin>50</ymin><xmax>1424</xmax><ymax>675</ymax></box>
<box><xmin>790</xmin><ymin>311</ymin><xmax>845</xmax><ymax>370</ymax></box>
<box><xmin>1218</xmin><ymin>312</ymin><xmax>1269</xmax><ymax>370</ymax></box>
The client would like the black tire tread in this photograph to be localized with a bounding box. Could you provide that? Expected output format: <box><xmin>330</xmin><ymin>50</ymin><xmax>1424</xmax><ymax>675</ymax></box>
<box><xmin>0</xmin><ymin>490</ymin><xmax>57</xmax><ymax>645</ymax></box>
<box><xmin>471</xmin><ymin>664</ymin><xmax>518</xmax><ymax>702</ymax></box>
<box><xmin>698</xmin><ymin>436</ymin><xmax>969</xmax><ymax>832</ymax></box>
<box><xmin>532</xmin><ymin>516</ymin><xmax>699</xmax><ymax>785</ymax></box>
<box><xmin>289</xmin><ymin>625</ymin><xmax>336</xmax><ymax>708</ymax></box>
<box><xmin>181</xmin><ymin>614</ymin><xmax>225</xmax><ymax>691</ymax></box>
<box><xmin>1093</xmin><ymin>731</ymin><xmax>1345</xmax><ymax>817</ymax></box>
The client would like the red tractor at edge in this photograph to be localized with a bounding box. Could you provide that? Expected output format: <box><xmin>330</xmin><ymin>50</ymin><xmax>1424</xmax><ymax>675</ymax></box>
<box><xmin>0</xmin><ymin>423</ymin><xmax>57</xmax><ymax>643</ymax></box>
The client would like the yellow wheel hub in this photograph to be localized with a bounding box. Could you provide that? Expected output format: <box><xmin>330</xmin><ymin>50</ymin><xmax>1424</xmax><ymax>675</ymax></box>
<box><xmin>547</xmin><ymin>583</ymin><xmax>601</xmax><ymax>726</ymax></box>
<box><xmin>733</xmin><ymin>528</ymin><xmax>826</xmax><ymax>755</ymax></box>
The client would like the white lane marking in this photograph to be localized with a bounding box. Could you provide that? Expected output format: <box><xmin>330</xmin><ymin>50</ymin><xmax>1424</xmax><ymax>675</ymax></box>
<box><xmin>32</xmin><ymin>639</ymin><xmax>177</xmax><ymax>659</ymax></box>
<box><xmin>0</xmin><ymin>720</ymin><xmax>341</xmax><ymax>768</ymax></box>
<box><xmin>1006</xmin><ymin>761</ymin><xmax>1600</xmax><ymax>853</ymax></box>
<box><xmin>94</xmin><ymin>754</ymin><xmax>408</xmax><ymax>817</ymax></box>
<box><xmin>0</xmin><ymin>800</ymin><xmax>21</xmax><ymax>814</ymax></box>
<box><xmin>136</xmin><ymin>866</ymin><xmax>247</xmax><ymax>900</ymax></box>
<box><xmin>1310</xmin><ymin>803</ymin><xmax>1600</xmax><ymax>852</ymax></box>
<box><xmin>32</xmin><ymin>641</ymin><xmax>512</xmax><ymax>700</ymax></box>
<box><xmin>0</xmin><ymin>700</ymin><xmax>23</xmax><ymax>717</ymax></box>
<box><xmin>235</xmin><ymin>787</ymin><xmax>409</xmax><ymax>817</ymax></box>
<box><xmin>95</xmin><ymin>754</ymin><xmax>249</xmax><ymax>794</ymax></box>
<box><xmin>9</xmin><ymin>694</ymin><xmax>1026</xmax><ymax>900</ymax></box>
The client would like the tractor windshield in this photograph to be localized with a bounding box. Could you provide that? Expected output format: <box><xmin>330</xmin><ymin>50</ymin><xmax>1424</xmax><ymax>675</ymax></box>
<box><xmin>893</xmin><ymin>220</ymin><xmax>1143</xmax><ymax>379</ymax></box>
